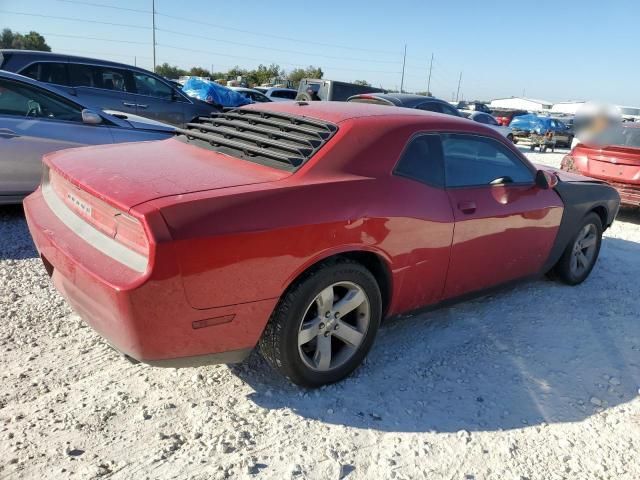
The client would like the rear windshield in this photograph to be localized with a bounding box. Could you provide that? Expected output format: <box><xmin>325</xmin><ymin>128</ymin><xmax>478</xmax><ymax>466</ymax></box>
<box><xmin>176</xmin><ymin>109</ymin><xmax>338</xmax><ymax>171</ymax></box>
<box><xmin>590</xmin><ymin>126</ymin><xmax>640</xmax><ymax>148</ymax></box>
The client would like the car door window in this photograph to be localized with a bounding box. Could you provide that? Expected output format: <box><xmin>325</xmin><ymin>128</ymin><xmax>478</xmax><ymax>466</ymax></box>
<box><xmin>417</xmin><ymin>102</ymin><xmax>442</xmax><ymax>113</ymax></box>
<box><xmin>440</xmin><ymin>104</ymin><xmax>461</xmax><ymax>117</ymax></box>
<box><xmin>20</xmin><ymin>62</ymin><xmax>70</xmax><ymax>86</ymax></box>
<box><xmin>133</xmin><ymin>72</ymin><xmax>173</xmax><ymax>100</ymax></box>
<box><xmin>69</xmin><ymin>63</ymin><xmax>135</xmax><ymax>92</ymax></box>
<box><xmin>271</xmin><ymin>90</ymin><xmax>296</xmax><ymax>99</ymax></box>
<box><xmin>485</xmin><ymin>115</ymin><xmax>499</xmax><ymax>126</ymax></box>
<box><xmin>0</xmin><ymin>78</ymin><xmax>82</xmax><ymax>122</ymax></box>
<box><xmin>442</xmin><ymin>134</ymin><xmax>533</xmax><ymax>187</ymax></box>
<box><xmin>393</xmin><ymin>134</ymin><xmax>445</xmax><ymax>188</ymax></box>
<box><xmin>474</xmin><ymin>114</ymin><xmax>489</xmax><ymax>124</ymax></box>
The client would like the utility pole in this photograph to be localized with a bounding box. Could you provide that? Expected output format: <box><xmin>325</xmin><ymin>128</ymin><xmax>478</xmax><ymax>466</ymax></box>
<box><xmin>400</xmin><ymin>44</ymin><xmax>407</xmax><ymax>93</ymax></box>
<box><xmin>134</xmin><ymin>56</ymin><xmax>137</xmax><ymax>66</ymax></box>
<box><xmin>152</xmin><ymin>0</ymin><xmax>156</xmax><ymax>72</ymax></box>
<box><xmin>427</xmin><ymin>53</ymin><xmax>434</xmax><ymax>95</ymax></box>
<box><xmin>455</xmin><ymin>71</ymin><xmax>462</xmax><ymax>101</ymax></box>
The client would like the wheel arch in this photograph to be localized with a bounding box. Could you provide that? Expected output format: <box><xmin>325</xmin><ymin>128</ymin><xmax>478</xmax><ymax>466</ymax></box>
<box><xmin>590</xmin><ymin>204</ymin><xmax>608</xmax><ymax>229</ymax></box>
<box><xmin>281</xmin><ymin>248</ymin><xmax>394</xmax><ymax>318</ymax></box>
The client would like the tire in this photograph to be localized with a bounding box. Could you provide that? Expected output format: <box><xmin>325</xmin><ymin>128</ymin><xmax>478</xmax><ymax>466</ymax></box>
<box><xmin>259</xmin><ymin>259</ymin><xmax>382</xmax><ymax>387</ymax></box>
<box><xmin>507</xmin><ymin>134</ymin><xmax>514</xmax><ymax>143</ymax></box>
<box><xmin>512</xmin><ymin>138</ymin><xmax>518</xmax><ymax>144</ymax></box>
<box><xmin>553</xmin><ymin>212</ymin><xmax>603</xmax><ymax>285</ymax></box>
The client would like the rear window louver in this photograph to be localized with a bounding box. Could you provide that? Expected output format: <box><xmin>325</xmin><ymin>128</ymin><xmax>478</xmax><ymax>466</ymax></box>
<box><xmin>175</xmin><ymin>109</ymin><xmax>338</xmax><ymax>170</ymax></box>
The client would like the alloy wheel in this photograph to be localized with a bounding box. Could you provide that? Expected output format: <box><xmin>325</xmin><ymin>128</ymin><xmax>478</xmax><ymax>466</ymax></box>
<box><xmin>297</xmin><ymin>281</ymin><xmax>370</xmax><ymax>372</ymax></box>
<box><xmin>570</xmin><ymin>223</ymin><xmax>598</xmax><ymax>277</ymax></box>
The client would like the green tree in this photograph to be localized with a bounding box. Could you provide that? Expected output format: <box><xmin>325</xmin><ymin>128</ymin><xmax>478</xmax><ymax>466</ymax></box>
<box><xmin>353</xmin><ymin>80</ymin><xmax>370</xmax><ymax>86</ymax></box>
<box><xmin>155</xmin><ymin>62</ymin><xmax>187</xmax><ymax>79</ymax></box>
<box><xmin>246</xmin><ymin>63</ymin><xmax>283</xmax><ymax>86</ymax></box>
<box><xmin>0</xmin><ymin>28</ymin><xmax>51</xmax><ymax>51</ymax></box>
<box><xmin>288</xmin><ymin>65</ymin><xmax>323</xmax><ymax>85</ymax></box>
<box><xmin>188</xmin><ymin>66</ymin><xmax>211</xmax><ymax>77</ymax></box>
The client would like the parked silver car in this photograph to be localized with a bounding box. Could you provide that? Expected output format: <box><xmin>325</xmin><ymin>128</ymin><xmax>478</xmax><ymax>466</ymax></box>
<box><xmin>466</xmin><ymin>111</ymin><xmax>514</xmax><ymax>142</ymax></box>
<box><xmin>0</xmin><ymin>50</ymin><xmax>220</xmax><ymax>126</ymax></box>
<box><xmin>0</xmin><ymin>71</ymin><xmax>175</xmax><ymax>204</ymax></box>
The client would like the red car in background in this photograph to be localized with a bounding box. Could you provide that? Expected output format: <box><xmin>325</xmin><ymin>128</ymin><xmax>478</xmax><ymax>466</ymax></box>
<box><xmin>562</xmin><ymin>124</ymin><xmax>640</xmax><ymax>206</ymax></box>
<box><xmin>24</xmin><ymin>102</ymin><xmax>619</xmax><ymax>387</ymax></box>
<box><xmin>492</xmin><ymin>109</ymin><xmax>529</xmax><ymax>126</ymax></box>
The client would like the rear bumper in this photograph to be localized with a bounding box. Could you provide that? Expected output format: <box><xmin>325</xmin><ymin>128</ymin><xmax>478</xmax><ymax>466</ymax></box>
<box><xmin>24</xmin><ymin>187</ymin><xmax>277</xmax><ymax>367</ymax></box>
<box><xmin>608</xmin><ymin>181</ymin><xmax>640</xmax><ymax>207</ymax></box>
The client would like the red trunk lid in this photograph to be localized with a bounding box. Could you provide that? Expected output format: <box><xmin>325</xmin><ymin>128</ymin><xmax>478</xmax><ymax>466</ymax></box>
<box><xmin>573</xmin><ymin>144</ymin><xmax>640</xmax><ymax>185</ymax></box>
<box><xmin>44</xmin><ymin>138</ymin><xmax>290</xmax><ymax>211</ymax></box>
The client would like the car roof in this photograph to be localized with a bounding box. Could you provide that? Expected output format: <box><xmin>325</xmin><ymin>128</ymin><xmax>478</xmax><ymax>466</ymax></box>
<box><xmin>349</xmin><ymin>93</ymin><xmax>448</xmax><ymax>108</ymax></box>
<box><xmin>0</xmin><ymin>49</ymin><xmax>153</xmax><ymax>74</ymax></box>
<box><xmin>240</xmin><ymin>100</ymin><xmax>474</xmax><ymax>127</ymax></box>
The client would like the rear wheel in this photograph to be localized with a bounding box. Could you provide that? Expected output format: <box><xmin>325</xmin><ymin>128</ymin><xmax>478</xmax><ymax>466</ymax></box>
<box><xmin>553</xmin><ymin>212</ymin><xmax>603</xmax><ymax>285</ymax></box>
<box><xmin>259</xmin><ymin>260</ymin><xmax>382</xmax><ymax>387</ymax></box>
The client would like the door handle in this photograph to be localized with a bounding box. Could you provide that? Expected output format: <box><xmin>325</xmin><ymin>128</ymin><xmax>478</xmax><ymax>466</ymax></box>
<box><xmin>458</xmin><ymin>201</ymin><xmax>476</xmax><ymax>214</ymax></box>
<box><xmin>0</xmin><ymin>128</ymin><xmax>20</xmax><ymax>138</ymax></box>
<box><xmin>137</xmin><ymin>104</ymin><xmax>148</xmax><ymax>109</ymax></box>
<box><xmin>122</xmin><ymin>102</ymin><xmax>136</xmax><ymax>107</ymax></box>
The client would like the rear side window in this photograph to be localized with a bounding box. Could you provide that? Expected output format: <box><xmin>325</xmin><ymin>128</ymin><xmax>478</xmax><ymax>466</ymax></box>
<box><xmin>270</xmin><ymin>90</ymin><xmax>296</xmax><ymax>99</ymax></box>
<box><xmin>20</xmin><ymin>62</ymin><xmax>70</xmax><ymax>85</ymax></box>
<box><xmin>394</xmin><ymin>134</ymin><xmax>445</xmax><ymax>188</ymax></box>
<box><xmin>69</xmin><ymin>63</ymin><xmax>135</xmax><ymax>92</ymax></box>
<box><xmin>0</xmin><ymin>78</ymin><xmax>82</xmax><ymax>122</ymax></box>
<box><xmin>133</xmin><ymin>72</ymin><xmax>173</xmax><ymax>99</ymax></box>
<box><xmin>442</xmin><ymin>134</ymin><xmax>533</xmax><ymax>187</ymax></box>
<box><xmin>440</xmin><ymin>104</ymin><xmax>461</xmax><ymax>117</ymax></box>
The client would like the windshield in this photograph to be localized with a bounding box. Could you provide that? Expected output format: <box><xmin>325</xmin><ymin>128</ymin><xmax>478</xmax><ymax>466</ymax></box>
<box><xmin>590</xmin><ymin>126</ymin><xmax>640</xmax><ymax>148</ymax></box>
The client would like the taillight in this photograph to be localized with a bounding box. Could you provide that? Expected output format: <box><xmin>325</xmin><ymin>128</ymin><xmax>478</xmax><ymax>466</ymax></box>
<box><xmin>48</xmin><ymin>169</ymin><xmax>149</xmax><ymax>256</ymax></box>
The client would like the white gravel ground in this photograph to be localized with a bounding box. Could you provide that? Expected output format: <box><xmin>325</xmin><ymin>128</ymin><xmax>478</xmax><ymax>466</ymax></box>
<box><xmin>1</xmin><ymin>148</ymin><xmax>639</xmax><ymax>480</ymax></box>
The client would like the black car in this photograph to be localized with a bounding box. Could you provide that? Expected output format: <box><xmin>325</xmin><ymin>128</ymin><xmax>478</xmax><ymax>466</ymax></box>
<box><xmin>346</xmin><ymin>93</ymin><xmax>462</xmax><ymax>116</ymax></box>
<box><xmin>0</xmin><ymin>50</ymin><xmax>219</xmax><ymax>127</ymax></box>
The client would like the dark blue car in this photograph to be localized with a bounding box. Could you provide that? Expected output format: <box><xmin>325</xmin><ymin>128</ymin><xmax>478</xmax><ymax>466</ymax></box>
<box><xmin>510</xmin><ymin>114</ymin><xmax>573</xmax><ymax>151</ymax></box>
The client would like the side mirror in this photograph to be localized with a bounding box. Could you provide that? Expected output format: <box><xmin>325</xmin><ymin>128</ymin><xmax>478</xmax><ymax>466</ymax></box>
<box><xmin>535</xmin><ymin>170</ymin><xmax>558</xmax><ymax>189</ymax></box>
<box><xmin>81</xmin><ymin>109</ymin><xmax>103</xmax><ymax>125</ymax></box>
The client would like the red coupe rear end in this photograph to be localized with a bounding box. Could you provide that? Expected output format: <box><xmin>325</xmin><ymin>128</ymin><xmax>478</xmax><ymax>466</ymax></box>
<box><xmin>561</xmin><ymin>125</ymin><xmax>640</xmax><ymax>206</ymax></box>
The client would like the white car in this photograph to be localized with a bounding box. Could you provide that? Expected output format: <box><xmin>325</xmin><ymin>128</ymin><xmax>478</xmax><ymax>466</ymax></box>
<box><xmin>253</xmin><ymin>87</ymin><xmax>298</xmax><ymax>102</ymax></box>
<box><xmin>228</xmin><ymin>87</ymin><xmax>272</xmax><ymax>103</ymax></box>
<box><xmin>467</xmin><ymin>111</ymin><xmax>514</xmax><ymax>142</ymax></box>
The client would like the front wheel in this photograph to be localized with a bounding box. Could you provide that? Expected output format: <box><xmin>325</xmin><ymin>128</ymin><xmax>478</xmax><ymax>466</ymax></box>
<box><xmin>553</xmin><ymin>212</ymin><xmax>603</xmax><ymax>285</ymax></box>
<box><xmin>259</xmin><ymin>259</ymin><xmax>382</xmax><ymax>387</ymax></box>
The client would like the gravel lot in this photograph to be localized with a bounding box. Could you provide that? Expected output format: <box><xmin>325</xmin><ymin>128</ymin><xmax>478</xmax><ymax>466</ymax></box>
<box><xmin>1</xmin><ymin>148</ymin><xmax>639</xmax><ymax>480</ymax></box>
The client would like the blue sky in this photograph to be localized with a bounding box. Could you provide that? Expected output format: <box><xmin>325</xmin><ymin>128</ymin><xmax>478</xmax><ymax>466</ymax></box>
<box><xmin>2</xmin><ymin>0</ymin><xmax>638</xmax><ymax>105</ymax></box>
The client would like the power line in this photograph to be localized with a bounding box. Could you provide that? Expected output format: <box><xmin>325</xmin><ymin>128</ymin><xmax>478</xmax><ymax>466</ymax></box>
<box><xmin>0</xmin><ymin>10</ymin><xmax>150</xmax><ymax>29</ymax></box>
<box><xmin>38</xmin><ymin>32</ymin><xmax>148</xmax><ymax>45</ymax></box>
<box><xmin>154</xmin><ymin>11</ymin><xmax>401</xmax><ymax>56</ymax></box>
<box><xmin>155</xmin><ymin>28</ymin><xmax>401</xmax><ymax>65</ymax></box>
<box><xmin>48</xmin><ymin>0</ymin><xmax>403</xmax><ymax>56</ymax></box>
<box><xmin>155</xmin><ymin>43</ymin><xmax>401</xmax><ymax>74</ymax></box>
<box><xmin>55</xmin><ymin>0</ymin><xmax>151</xmax><ymax>14</ymax></box>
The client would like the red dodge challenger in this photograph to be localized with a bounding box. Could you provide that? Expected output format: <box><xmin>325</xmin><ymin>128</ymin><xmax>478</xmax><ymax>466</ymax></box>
<box><xmin>24</xmin><ymin>102</ymin><xmax>620</xmax><ymax>387</ymax></box>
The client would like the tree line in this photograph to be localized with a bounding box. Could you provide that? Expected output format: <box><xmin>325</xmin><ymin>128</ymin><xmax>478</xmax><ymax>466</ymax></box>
<box><xmin>155</xmin><ymin>62</ymin><xmax>325</xmax><ymax>86</ymax></box>
<box><xmin>1</xmin><ymin>28</ymin><xmax>51</xmax><ymax>51</ymax></box>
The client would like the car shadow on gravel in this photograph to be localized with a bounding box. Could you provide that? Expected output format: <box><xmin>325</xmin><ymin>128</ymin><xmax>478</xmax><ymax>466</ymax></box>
<box><xmin>0</xmin><ymin>205</ymin><xmax>37</xmax><ymax>260</ymax></box>
<box><xmin>233</xmin><ymin>236</ymin><xmax>640</xmax><ymax>433</ymax></box>
<box><xmin>617</xmin><ymin>206</ymin><xmax>640</xmax><ymax>225</ymax></box>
